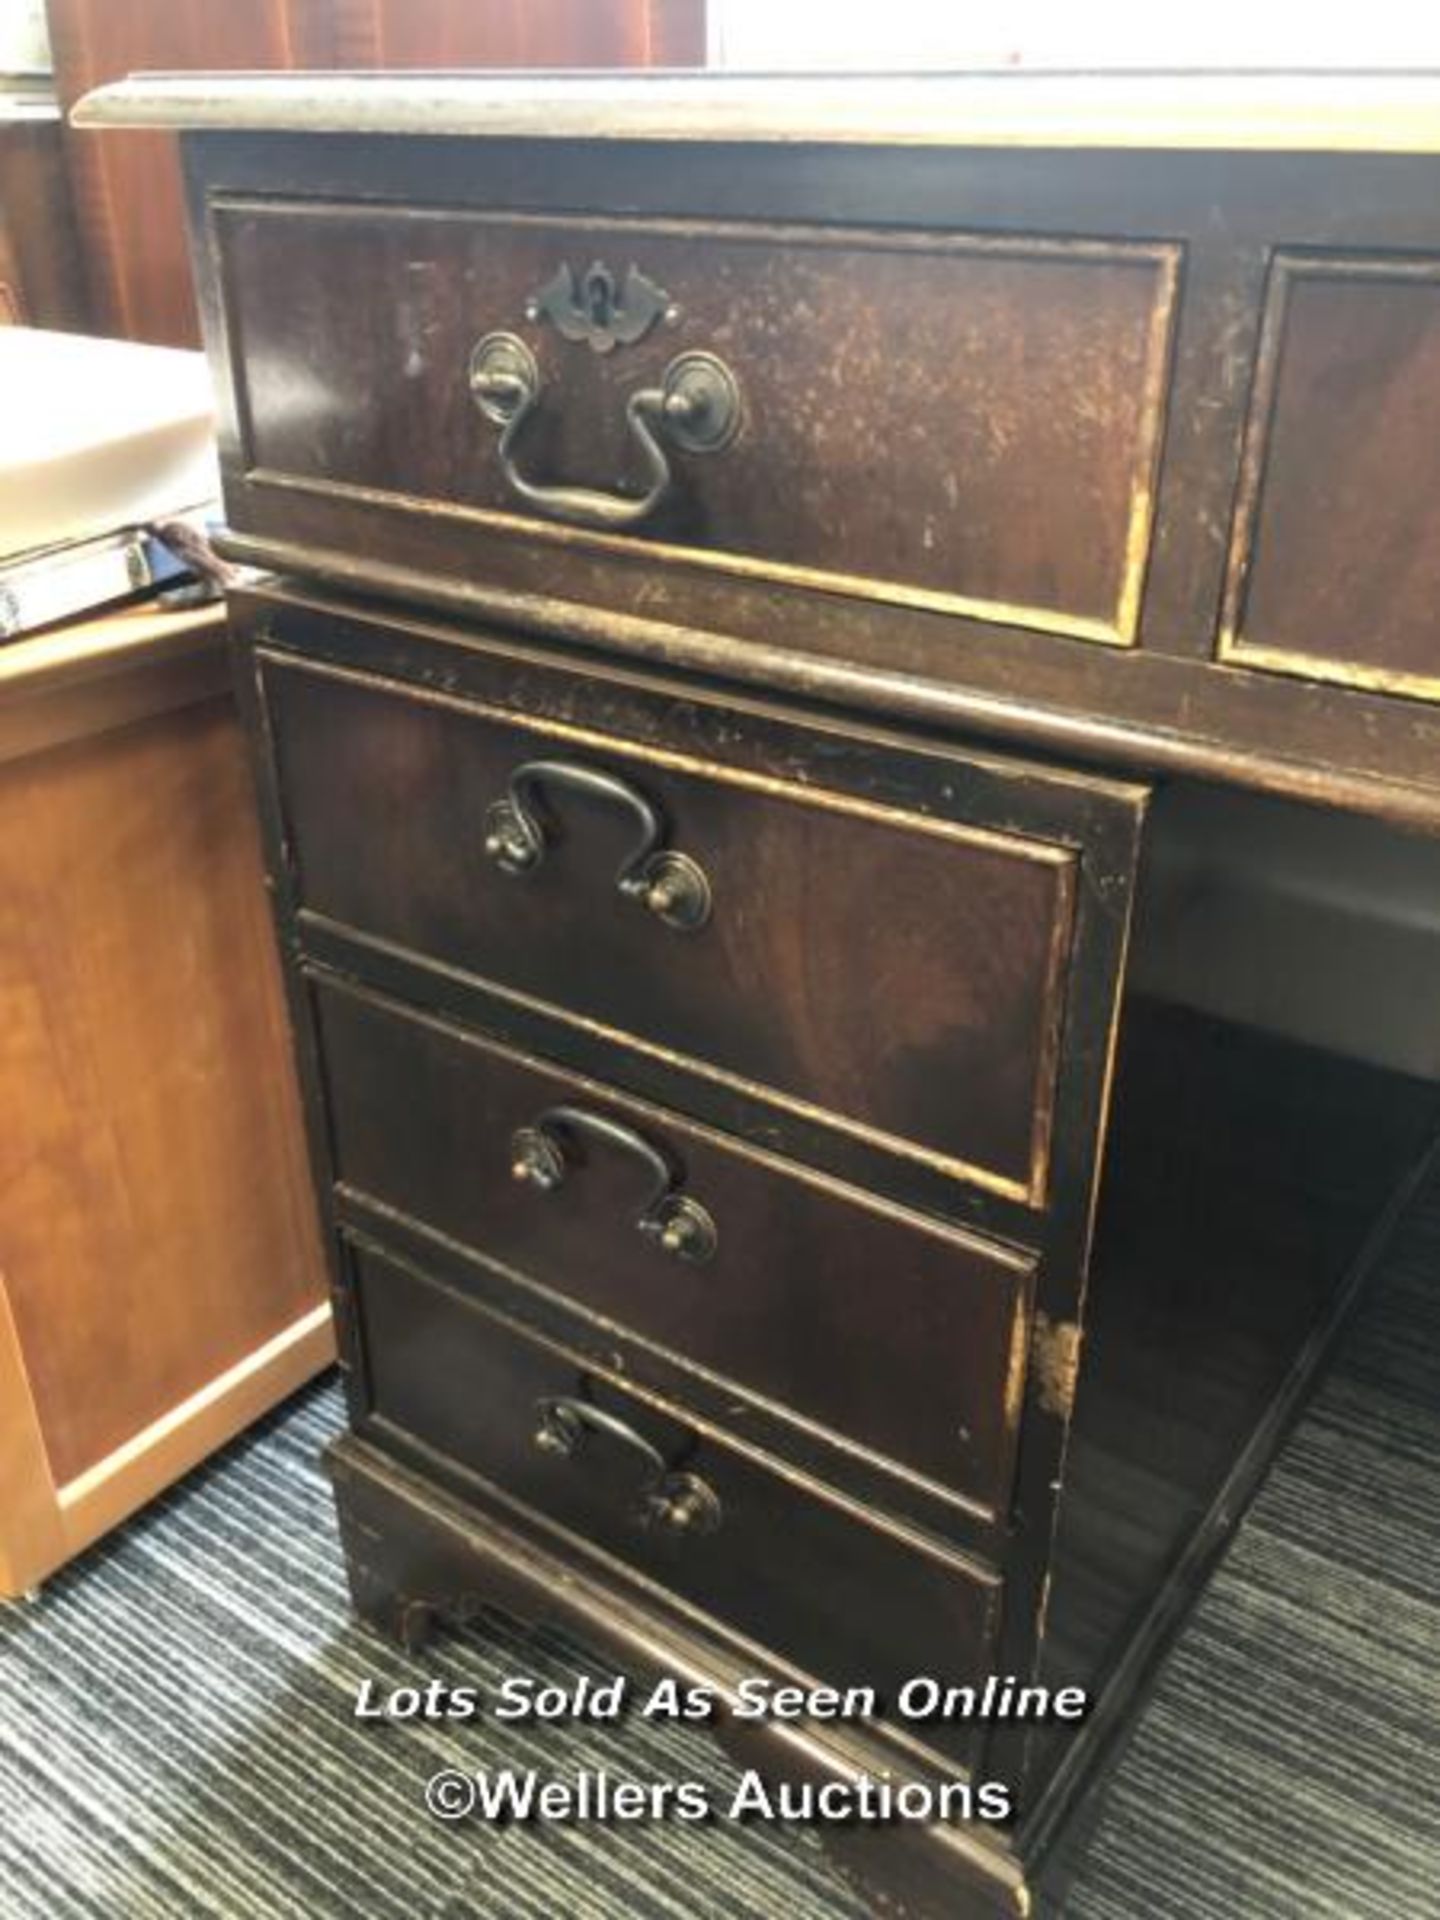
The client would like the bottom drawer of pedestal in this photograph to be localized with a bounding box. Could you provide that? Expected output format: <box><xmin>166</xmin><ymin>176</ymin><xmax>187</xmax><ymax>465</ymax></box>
<box><xmin>349</xmin><ymin>1237</ymin><xmax>1002</xmax><ymax>1768</ymax></box>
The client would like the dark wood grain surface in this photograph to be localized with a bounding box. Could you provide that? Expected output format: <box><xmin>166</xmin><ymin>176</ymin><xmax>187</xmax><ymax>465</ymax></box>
<box><xmin>170</xmin><ymin>90</ymin><xmax>1440</xmax><ymax>1916</ymax></box>
<box><xmin>217</xmin><ymin>200</ymin><xmax>1174</xmax><ymax>641</ymax></box>
<box><xmin>185</xmin><ymin>135</ymin><xmax>1440</xmax><ymax>819</ymax></box>
<box><xmin>312</xmin><ymin>975</ymin><xmax>1033</xmax><ymax>1523</ymax></box>
<box><xmin>1224</xmin><ymin>254</ymin><xmax>1440</xmax><ymax>696</ymax></box>
<box><xmin>234</xmin><ymin>583</ymin><xmax>1145</xmax><ymax>1757</ymax></box>
<box><xmin>261</xmin><ymin>652</ymin><xmax>1079</xmax><ymax>1202</ymax></box>
<box><xmin>349</xmin><ymin>1235</ymin><xmax>1000</xmax><ymax>1773</ymax></box>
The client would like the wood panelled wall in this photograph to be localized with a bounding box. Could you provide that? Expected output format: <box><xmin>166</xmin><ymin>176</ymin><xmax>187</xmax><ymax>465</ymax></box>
<box><xmin>46</xmin><ymin>0</ymin><xmax>706</xmax><ymax>347</ymax></box>
<box><xmin>0</xmin><ymin>107</ymin><xmax>91</xmax><ymax>329</ymax></box>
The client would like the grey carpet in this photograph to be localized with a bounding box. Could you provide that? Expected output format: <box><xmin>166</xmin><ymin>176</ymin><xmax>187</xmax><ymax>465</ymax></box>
<box><xmin>4</xmin><ymin>1187</ymin><xmax>1440</xmax><ymax>1918</ymax></box>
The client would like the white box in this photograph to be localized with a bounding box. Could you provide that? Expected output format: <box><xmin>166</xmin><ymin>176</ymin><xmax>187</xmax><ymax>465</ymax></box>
<box><xmin>0</xmin><ymin>328</ymin><xmax>220</xmax><ymax>561</ymax></box>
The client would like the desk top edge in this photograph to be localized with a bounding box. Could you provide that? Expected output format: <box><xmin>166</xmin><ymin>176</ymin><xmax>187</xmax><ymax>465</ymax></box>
<box><xmin>0</xmin><ymin>598</ymin><xmax>224</xmax><ymax>700</ymax></box>
<box><xmin>70</xmin><ymin>68</ymin><xmax>1440</xmax><ymax>155</ymax></box>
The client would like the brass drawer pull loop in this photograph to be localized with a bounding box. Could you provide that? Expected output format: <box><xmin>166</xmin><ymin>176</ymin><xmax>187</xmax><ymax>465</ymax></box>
<box><xmin>483</xmin><ymin>756</ymin><xmax>712</xmax><ymax>932</ymax></box>
<box><xmin>509</xmin><ymin>1103</ymin><xmax>719</xmax><ymax>1265</ymax></box>
<box><xmin>532</xmin><ymin>1393</ymin><xmax>723</xmax><ymax>1537</ymax></box>
<box><xmin>469</xmin><ymin>330</ymin><xmax>741</xmax><ymax>531</ymax></box>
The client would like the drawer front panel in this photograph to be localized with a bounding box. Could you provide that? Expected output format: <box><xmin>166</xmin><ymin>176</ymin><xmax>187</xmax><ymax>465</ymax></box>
<box><xmin>315</xmin><ymin>977</ymin><xmax>1033</xmax><ymax>1520</ymax></box>
<box><xmin>1221</xmin><ymin>253</ymin><xmax>1440</xmax><ymax>701</ymax></box>
<box><xmin>351</xmin><ymin>1238</ymin><xmax>1001</xmax><ymax>1764</ymax></box>
<box><xmin>216</xmin><ymin>200</ymin><xmax>1177</xmax><ymax>645</ymax></box>
<box><xmin>263</xmin><ymin>654</ymin><xmax>1079</xmax><ymax>1203</ymax></box>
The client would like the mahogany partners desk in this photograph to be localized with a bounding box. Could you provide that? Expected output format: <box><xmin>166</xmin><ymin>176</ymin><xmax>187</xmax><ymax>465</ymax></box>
<box><xmin>76</xmin><ymin>72</ymin><xmax>1440</xmax><ymax>1914</ymax></box>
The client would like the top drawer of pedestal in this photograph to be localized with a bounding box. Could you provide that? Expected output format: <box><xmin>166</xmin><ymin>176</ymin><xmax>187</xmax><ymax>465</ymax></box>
<box><xmin>208</xmin><ymin>197</ymin><xmax>1178</xmax><ymax>648</ymax></box>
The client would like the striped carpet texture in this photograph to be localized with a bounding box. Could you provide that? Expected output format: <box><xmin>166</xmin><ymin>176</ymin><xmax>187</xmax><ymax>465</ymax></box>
<box><xmin>4</xmin><ymin>1191</ymin><xmax>1439</xmax><ymax>1918</ymax></box>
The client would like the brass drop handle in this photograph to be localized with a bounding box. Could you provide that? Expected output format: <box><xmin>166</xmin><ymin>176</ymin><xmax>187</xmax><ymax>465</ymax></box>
<box><xmin>642</xmin><ymin>1477</ymin><xmax>723</xmax><ymax>1536</ymax></box>
<box><xmin>483</xmin><ymin>757</ymin><xmax>712</xmax><ymax>932</ymax></box>
<box><xmin>533</xmin><ymin>1394</ymin><xmax>666</xmax><ymax>1473</ymax></box>
<box><xmin>469</xmin><ymin>332</ymin><xmax>741</xmax><ymax>532</ymax></box>
<box><xmin>533</xmin><ymin>1394</ymin><xmax>723</xmax><ymax>1537</ymax></box>
<box><xmin>509</xmin><ymin>1104</ymin><xmax>718</xmax><ymax>1265</ymax></box>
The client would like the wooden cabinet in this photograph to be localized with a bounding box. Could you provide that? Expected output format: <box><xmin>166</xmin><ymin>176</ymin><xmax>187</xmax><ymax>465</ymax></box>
<box><xmin>0</xmin><ymin>601</ymin><xmax>331</xmax><ymax>1597</ymax></box>
<box><xmin>75</xmin><ymin>70</ymin><xmax>1440</xmax><ymax>1917</ymax></box>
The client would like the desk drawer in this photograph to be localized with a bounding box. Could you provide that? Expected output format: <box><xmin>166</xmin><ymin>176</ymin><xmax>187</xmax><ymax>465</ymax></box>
<box><xmin>1221</xmin><ymin>252</ymin><xmax>1440</xmax><ymax>702</ymax></box>
<box><xmin>350</xmin><ymin>1238</ymin><xmax>1001</xmax><ymax>1767</ymax></box>
<box><xmin>215</xmin><ymin>200</ymin><xmax>1176</xmax><ymax>649</ymax></box>
<box><xmin>261</xmin><ymin>649</ymin><xmax>1104</xmax><ymax>1205</ymax></box>
<box><xmin>315</xmin><ymin>976</ymin><xmax>1034</xmax><ymax>1523</ymax></box>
